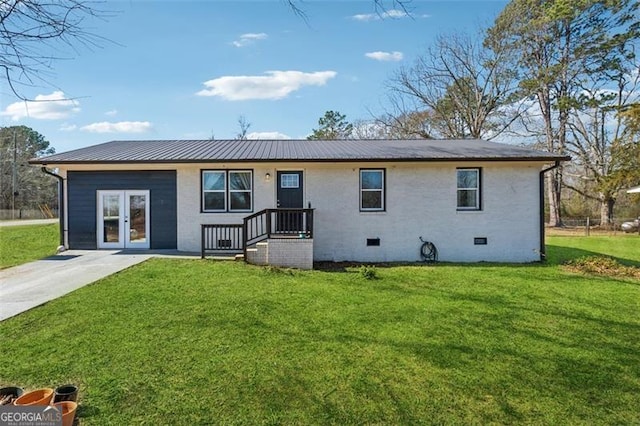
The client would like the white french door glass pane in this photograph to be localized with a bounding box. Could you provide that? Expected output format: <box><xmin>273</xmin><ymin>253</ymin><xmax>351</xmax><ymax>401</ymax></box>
<box><xmin>102</xmin><ymin>194</ymin><xmax>121</xmax><ymax>243</ymax></box>
<box><xmin>128</xmin><ymin>194</ymin><xmax>147</xmax><ymax>243</ymax></box>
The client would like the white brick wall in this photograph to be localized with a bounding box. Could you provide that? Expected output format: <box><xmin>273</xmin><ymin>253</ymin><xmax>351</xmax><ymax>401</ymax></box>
<box><xmin>264</xmin><ymin>238</ymin><xmax>313</xmax><ymax>270</ymax></box>
<box><xmin>61</xmin><ymin>161</ymin><xmax>545</xmax><ymax>263</ymax></box>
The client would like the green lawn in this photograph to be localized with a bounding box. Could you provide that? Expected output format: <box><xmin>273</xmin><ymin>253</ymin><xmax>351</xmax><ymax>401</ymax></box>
<box><xmin>0</xmin><ymin>236</ymin><xmax>638</xmax><ymax>424</ymax></box>
<box><xmin>0</xmin><ymin>223</ymin><xmax>59</xmax><ymax>269</ymax></box>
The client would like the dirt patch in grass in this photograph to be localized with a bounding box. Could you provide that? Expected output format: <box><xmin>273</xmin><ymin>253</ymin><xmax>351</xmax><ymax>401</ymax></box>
<box><xmin>563</xmin><ymin>256</ymin><xmax>640</xmax><ymax>279</ymax></box>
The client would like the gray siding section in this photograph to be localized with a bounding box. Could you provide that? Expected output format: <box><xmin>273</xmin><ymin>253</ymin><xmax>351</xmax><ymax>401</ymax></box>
<box><xmin>67</xmin><ymin>171</ymin><xmax>177</xmax><ymax>249</ymax></box>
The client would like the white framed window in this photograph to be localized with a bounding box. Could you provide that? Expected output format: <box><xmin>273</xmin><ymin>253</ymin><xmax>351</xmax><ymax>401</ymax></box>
<box><xmin>202</xmin><ymin>171</ymin><xmax>226</xmax><ymax>212</ymax></box>
<box><xmin>457</xmin><ymin>168</ymin><xmax>481</xmax><ymax>210</ymax></box>
<box><xmin>229</xmin><ymin>171</ymin><xmax>252</xmax><ymax>211</ymax></box>
<box><xmin>360</xmin><ymin>169</ymin><xmax>385</xmax><ymax>211</ymax></box>
<box><xmin>202</xmin><ymin>170</ymin><xmax>253</xmax><ymax>212</ymax></box>
<box><xmin>280</xmin><ymin>173</ymin><xmax>299</xmax><ymax>188</ymax></box>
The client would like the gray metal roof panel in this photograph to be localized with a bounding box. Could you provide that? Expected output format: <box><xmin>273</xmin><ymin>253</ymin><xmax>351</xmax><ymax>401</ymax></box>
<box><xmin>30</xmin><ymin>139</ymin><xmax>570</xmax><ymax>164</ymax></box>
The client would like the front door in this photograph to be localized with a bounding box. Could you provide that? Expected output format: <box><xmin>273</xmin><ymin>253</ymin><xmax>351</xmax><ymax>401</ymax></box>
<box><xmin>276</xmin><ymin>171</ymin><xmax>303</xmax><ymax>233</ymax></box>
<box><xmin>97</xmin><ymin>190</ymin><xmax>150</xmax><ymax>249</ymax></box>
<box><xmin>277</xmin><ymin>171</ymin><xmax>303</xmax><ymax>208</ymax></box>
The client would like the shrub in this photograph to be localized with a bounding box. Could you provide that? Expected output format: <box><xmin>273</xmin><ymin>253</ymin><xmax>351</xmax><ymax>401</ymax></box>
<box><xmin>359</xmin><ymin>265</ymin><xmax>378</xmax><ymax>280</ymax></box>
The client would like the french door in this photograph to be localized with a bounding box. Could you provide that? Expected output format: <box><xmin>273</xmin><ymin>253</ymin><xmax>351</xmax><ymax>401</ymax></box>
<box><xmin>97</xmin><ymin>190</ymin><xmax>150</xmax><ymax>249</ymax></box>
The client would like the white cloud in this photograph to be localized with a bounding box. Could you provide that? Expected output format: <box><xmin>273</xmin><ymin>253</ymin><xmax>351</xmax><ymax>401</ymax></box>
<box><xmin>196</xmin><ymin>70</ymin><xmax>337</xmax><ymax>101</ymax></box>
<box><xmin>105</xmin><ymin>109</ymin><xmax>118</xmax><ymax>116</ymax></box>
<box><xmin>232</xmin><ymin>32</ymin><xmax>268</xmax><ymax>47</ymax></box>
<box><xmin>0</xmin><ymin>91</ymin><xmax>80</xmax><ymax>121</ymax></box>
<box><xmin>247</xmin><ymin>131</ymin><xmax>291</xmax><ymax>140</ymax></box>
<box><xmin>365</xmin><ymin>51</ymin><xmax>404</xmax><ymax>62</ymax></box>
<box><xmin>59</xmin><ymin>123</ymin><xmax>77</xmax><ymax>131</ymax></box>
<box><xmin>351</xmin><ymin>9</ymin><xmax>409</xmax><ymax>21</ymax></box>
<box><xmin>384</xmin><ymin>9</ymin><xmax>408</xmax><ymax>18</ymax></box>
<box><xmin>80</xmin><ymin>121</ymin><xmax>153</xmax><ymax>133</ymax></box>
<box><xmin>352</xmin><ymin>13</ymin><xmax>378</xmax><ymax>22</ymax></box>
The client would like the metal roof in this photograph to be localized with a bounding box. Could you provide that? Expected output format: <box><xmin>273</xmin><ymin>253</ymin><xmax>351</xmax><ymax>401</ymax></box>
<box><xmin>30</xmin><ymin>139</ymin><xmax>570</xmax><ymax>165</ymax></box>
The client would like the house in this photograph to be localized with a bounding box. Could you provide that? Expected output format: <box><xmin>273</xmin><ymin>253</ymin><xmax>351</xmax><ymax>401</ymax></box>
<box><xmin>30</xmin><ymin>139</ymin><xmax>569</xmax><ymax>268</ymax></box>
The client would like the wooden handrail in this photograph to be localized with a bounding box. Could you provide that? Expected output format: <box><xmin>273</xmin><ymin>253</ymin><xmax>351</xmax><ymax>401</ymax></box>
<box><xmin>202</xmin><ymin>208</ymin><xmax>314</xmax><ymax>259</ymax></box>
<box><xmin>243</xmin><ymin>208</ymin><xmax>314</xmax><ymax>255</ymax></box>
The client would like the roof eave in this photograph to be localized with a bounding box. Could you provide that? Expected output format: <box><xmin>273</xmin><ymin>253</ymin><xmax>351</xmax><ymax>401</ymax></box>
<box><xmin>30</xmin><ymin>155</ymin><xmax>570</xmax><ymax>166</ymax></box>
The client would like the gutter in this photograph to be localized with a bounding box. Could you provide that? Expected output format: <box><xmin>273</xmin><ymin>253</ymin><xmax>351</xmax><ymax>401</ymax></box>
<box><xmin>28</xmin><ymin>156</ymin><xmax>570</xmax><ymax>165</ymax></box>
<box><xmin>41</xmin><ymin>167</ymin><xmax>65</xmax><ymax>248</ymax></box>
<box><xmin>539</xmin><ymin>161</ymin><xmax>561</xmax><ymax>261</ymax></box>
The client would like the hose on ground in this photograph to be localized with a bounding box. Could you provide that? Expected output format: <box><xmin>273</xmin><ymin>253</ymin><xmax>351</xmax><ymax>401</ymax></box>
<box><xmin>419</xmin><ymin>237</ymin><xmax>438</xmax><ymax>263</ymax></box>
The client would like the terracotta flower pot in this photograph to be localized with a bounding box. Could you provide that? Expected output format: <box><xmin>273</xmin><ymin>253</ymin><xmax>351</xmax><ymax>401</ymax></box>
<box><xmin>13</xmin><ymin>388</ymin><xmax>54</xmax><ymax>406</ymax></box>
<box><xmin>53</xmin><ymin>401</ymin><xmax>77</xmax><ymax>426</ymax></box>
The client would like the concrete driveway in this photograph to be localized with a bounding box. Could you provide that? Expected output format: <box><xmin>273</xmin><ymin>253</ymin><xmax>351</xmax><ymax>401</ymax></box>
<box><xmin>0</xmin><ymin>250</ymin><xmax>154</xmax><ymax>321</ymax></box>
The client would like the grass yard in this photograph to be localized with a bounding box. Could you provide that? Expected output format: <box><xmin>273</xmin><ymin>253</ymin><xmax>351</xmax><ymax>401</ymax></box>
<box><xmin>0</xmin><ymin>236</ymin><xmax>638</xmax><ymax>424</ymax></box>
<box><xmin>0</xmin><ymin>223</ymin><xmax>59</xmax><ymax>269</ymax></box>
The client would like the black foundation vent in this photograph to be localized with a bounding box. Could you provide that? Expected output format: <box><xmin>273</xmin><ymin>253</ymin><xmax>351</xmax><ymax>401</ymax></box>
<box><xmin>217</xmin><ymin>239</ymin><xmax>232</xmax><ymax>248</ymax></box>
<box><xmin>367</xmin><ymin>238</ymin><xmax>381</xmax><ymax>247</ymax></box>
<box><xmin>474</xmin><ymin>237</ymin><xmax>488</xmax><ymax>245</ymax></box>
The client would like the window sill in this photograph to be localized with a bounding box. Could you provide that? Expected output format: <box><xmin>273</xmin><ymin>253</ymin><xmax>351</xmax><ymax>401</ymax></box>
<box><xmin>360</xmin><ymin>210</ymin><xmax>387</xmax><ymax>215</ymax></box>
<box><xmin>456</xmin><ymin>209</ymin><xmax>482</xmax><ymax>213</ymax></box>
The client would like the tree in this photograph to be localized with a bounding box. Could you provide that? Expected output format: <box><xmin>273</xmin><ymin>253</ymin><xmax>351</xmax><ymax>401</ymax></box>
<box><xmin>0</xmin><ymin>1</ymin><xmax>110</xmax><ymax>99</ymax></box>
<box><xmin>385</xmin><ymin>31</ymin><xmax>521</xmax><ymax>140</ymax></box>
<box><xmin>0</xmin><ymin>126</ymin><xmax>56</xmax><ymax>212</ymax></box>
<box><xmin>374</xmin><ymin>108</ymin><xmax>435</xmax><ymax>139</ymax></box>
<box><xmin>486</xmin><ymin>0</ymin><xmax>640</xmax><ymax>226</ymax></box>
<box><xmin>617</xmin><ymin>103</ymin><xmax>640</xmax><ymax>187</ymax></box>
<box><xmin>307</xmin><ymin>110</ymin><xmax>353</xmax><ymax>140</ymax></box>
<box><xmin>235</xmin><ymin>115</ymin><xmax>251</xmax><ymax>140</ymax></box>
<box><xmin>563</xmin><ymin>50</ymin><xmax>640</xmax><ymax>225</ymax></box>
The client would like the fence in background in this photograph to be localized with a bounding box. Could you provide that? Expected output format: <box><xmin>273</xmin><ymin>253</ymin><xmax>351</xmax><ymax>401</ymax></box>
<box><xmin>550</xmin><ymin>217</ymin><xmax>639</xmax><ymax>236</ymax></box>
<box><xmin>0</xmin><ymin>209</ymin><xmax>59</xmax><ymax>220</ymax></box>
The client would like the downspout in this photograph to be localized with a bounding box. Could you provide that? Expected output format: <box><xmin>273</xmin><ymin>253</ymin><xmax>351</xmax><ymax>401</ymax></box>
<box><xmin>41</xmin><ymin>167</ymin><xmax>65</xmax><ymax>248</ymax></box>
<box><xmin>539</xmin><ymin>161</ymin><xmax>561</xmax><ymax>261</ymax></box>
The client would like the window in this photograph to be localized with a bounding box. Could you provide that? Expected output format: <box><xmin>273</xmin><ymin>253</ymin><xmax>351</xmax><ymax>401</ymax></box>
<box><xmin>280</xmin><ymin>173</ymin><xmax>299</xmax><ymax>188</ymax></box>
<box><xmin>457</xmin><ymin>168</ymin><xmax>481</xmax><ymax>210</ymax></box>
<box><xmin>229</xmin><ymin>171</ymin><xmax>252</xmax><ymax>211</ymax></box>
<box><xmin>202</xmin><ymin>170</ymin><xmax>252</xmax><ymax>212</ymax></box>
<box><xmin>360</xmin><ymin>169</ymin><xmax>385</xmax><ymax>211</ymax></box>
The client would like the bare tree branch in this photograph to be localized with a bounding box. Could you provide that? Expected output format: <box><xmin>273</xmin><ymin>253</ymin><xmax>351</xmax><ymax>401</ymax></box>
<box><xmin>0</xmin><ymin>0</ymin><xmax>114</xmax><ymax>100</ymax></box>
<box><xmin>383</xmin><ymin>29</ymin><xmax>522</xmax><ymax>140</ymax></box>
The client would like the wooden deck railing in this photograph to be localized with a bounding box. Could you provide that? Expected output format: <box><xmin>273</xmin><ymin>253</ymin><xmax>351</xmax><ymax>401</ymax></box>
<box><xmin>200</xmin><ymin>224</ymin><xmax>244</xmax><ymax>258</ymax></box>
<box><xmin>201</xmin><ymin>208</ymin><xmax>314</xmax><ymax>259</ymax></box>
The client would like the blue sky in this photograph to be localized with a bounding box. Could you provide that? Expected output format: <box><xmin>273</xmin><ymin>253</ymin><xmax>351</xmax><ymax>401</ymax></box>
<box><xmin>0</xmin><ymin>1</ymin><xmax>507</xmax><ymax>153</ymax></box>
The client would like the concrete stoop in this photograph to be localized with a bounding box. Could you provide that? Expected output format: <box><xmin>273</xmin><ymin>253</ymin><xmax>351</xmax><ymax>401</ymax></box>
<box><xmin>244</xmin><ymin>239</ymin><xmax>313</xmax><ymax>270</ymax></box>
<box><xmin>245</xmin><ymin>242</ymin><xmax>269</xmax><ymax>265</ymax></box>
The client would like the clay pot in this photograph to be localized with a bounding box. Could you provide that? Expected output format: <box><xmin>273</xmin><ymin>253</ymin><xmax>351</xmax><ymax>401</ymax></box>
<box><xmin>13</xmin><ymin>388</ymin><xmax>54</xmax><ymax>406</ymax></box>
<box><xmin>0</xmin><ymin>387</ymin><xmax>24</xmax><ymax>405</ymax></box>
<box><xmin>53</xmin><ymin>385</ymin><xmax>78</xmax><ymax>403</ymax></box>
<box><xmin>53</xmin><ymin>401</ymin><xmax>77</xmax><ymax>426</ymax></box>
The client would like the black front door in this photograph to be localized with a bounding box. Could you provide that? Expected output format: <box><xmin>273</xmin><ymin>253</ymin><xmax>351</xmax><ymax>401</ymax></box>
<box><xmin>277</xmin><ymin>171</ymin><xmax>303</xmax><ymax>208</ymax></box>
<box><xmin>276</xmin><ymin>171</ymin><xmax>303</xmax><ymax>233</ymax></box>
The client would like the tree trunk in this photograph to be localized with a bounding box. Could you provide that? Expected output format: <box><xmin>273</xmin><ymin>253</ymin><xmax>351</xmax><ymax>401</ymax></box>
<box><xmin>546</xmin><ymin>170</ymin><xmax>563</xmax><ymax>227</ymax></box>
<box><xmin>599</xmin><ymin>194</ymin><xmax>615</xmax><ymax>228</ymax></box>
